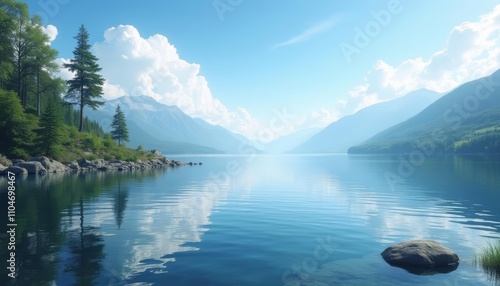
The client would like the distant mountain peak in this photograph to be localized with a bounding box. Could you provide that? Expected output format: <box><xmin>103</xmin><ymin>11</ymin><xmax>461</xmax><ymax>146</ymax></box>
<box><xmin>104</xmin><ymin>95</ymin><xmax>183</xmax><ymax>114</ymax></box>
<box><xmin>84</xmin><ymin>94</ymin><xmax>252</xmax><ymax>154</ymax></box>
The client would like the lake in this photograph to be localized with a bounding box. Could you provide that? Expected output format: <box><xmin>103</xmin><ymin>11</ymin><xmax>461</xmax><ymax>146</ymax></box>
<box><xmin>1</xmin><ymin>154</ymin><xmax>499</xmax><ymax>285</ymax></box>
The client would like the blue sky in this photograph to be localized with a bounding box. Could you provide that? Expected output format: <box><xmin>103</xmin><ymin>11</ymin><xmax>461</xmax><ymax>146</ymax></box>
<box><xmin>25</xmin><ymin>0</ymin><xmax>500</xmax><ymax>140</ymax></box>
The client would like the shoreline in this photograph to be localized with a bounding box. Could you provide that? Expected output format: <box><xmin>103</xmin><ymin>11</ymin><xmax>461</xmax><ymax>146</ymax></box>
<box><xmin>0</xmin><ymin>150</ymin><xmax>202</xmax><ymax>176</ymax></box>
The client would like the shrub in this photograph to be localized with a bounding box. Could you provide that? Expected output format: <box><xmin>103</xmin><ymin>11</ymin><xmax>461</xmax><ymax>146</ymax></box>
<box><xmin>11</xmin><ymin>148</ymin><xmax>31</xmax><ymax>160</ymax></box>
<box><xmin>82</xmin><ymin>134</ymin><xmax>103</xmax><ymax>151</ymax></box>
<box><xmin>103</xmin><ymin>137</ymin><xmax>115</xmax><ymax>148</ymax></box>
<box><xmin>85</xmin><ymin>153</ymin><xmax>98</xmax><ymax>161</ymax></box>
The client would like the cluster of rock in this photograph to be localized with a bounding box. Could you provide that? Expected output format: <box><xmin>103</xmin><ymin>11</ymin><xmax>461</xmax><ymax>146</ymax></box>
<box><xmin>72</xmin><ymin>157</ymin><xmax>183</xmax><ymax>172</ymax></box>
<box><xmin>0</xmin><ymin>156</ymin><xmax>68</xmax><ymax>175</ymax></box>
<box><xmin>0</xmin><ymin>151</ymin><xmax>194</xmax><ymax>176</ymax></box>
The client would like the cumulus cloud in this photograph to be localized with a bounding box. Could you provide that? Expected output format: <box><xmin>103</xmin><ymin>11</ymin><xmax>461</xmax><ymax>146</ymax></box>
<box><xmin>55</xmin><ymin>58</ymin><xmax>73</xmax><ymax>80</ymax></box>
<box><xmin>79</xmin><ymin>25</ymin><xmax>262</xmax><ymax>138</ymax></box>
<box><xmin>42</xmin><ymin>24</ymin><xmax>58</xmax><ymax>43</ymax></box>
<box><xmin>346</xmin><ymin>4</ymin><xmax>500</xmax><ymax>112</ymax></box>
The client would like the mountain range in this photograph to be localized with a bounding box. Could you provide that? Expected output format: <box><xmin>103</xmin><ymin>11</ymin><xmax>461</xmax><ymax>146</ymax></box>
<box><xmin>84</xmin><ymin>95</ymin><xmax>251</xmax><ymax>154</ymax></box>
<box><xmin>349</xmin><ymin>69</ymin><xmax>500</xmax><ymax>154</ymax></box>
<box><xmin>84</xmin><ymin>68</ymin><xmax>500</xmax><ymax>155</ymax></box>
<box><xmin>291</xmin><ymin>89</ymin><xmax>442</xmax><ymax>153</ymax></box>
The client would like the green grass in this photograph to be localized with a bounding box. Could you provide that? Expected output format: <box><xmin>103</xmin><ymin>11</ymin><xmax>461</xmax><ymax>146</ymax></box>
<box><xmin>52</xmin><ymin>125</ymin><xmax>155</xmax><ymax>163</ymax></box>
<box><xmin>474</xmin><ymin>240</ymin><xmax>500</xmax><ymax>283</ymax></box>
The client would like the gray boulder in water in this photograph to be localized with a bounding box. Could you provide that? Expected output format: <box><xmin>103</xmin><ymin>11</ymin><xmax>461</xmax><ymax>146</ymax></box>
<box><xmin>30</xmin><ymin>156</ymin><xmax>69</xmax><ymax>173</ymax></box>
<box><xmin>4</xmin><ymin>166</ymin><xmax>28</xmax><ymax>175</ymax></box>
<box><xmin>16</xmin><ymin>161</ymin><xmax>47</xmax><ymax>175</ymax></box>
<box><xmin>381</xmin><ymin>240</ymin><xmax>459</xmax><ymax>275</ymax></box>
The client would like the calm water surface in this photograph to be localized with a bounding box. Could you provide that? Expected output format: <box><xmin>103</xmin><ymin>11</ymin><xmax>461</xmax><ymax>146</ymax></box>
<box><xmin>1</xmin><ymin>154</ymin><xmax>500</xmax><ymax>285</ymax></box>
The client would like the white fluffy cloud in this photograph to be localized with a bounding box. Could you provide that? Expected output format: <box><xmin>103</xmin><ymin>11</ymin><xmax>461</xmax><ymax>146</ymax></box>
<box><xmin>85</xmin><ymin>25</ymin><xmax>261</xmax><ymax>138</ymax></box>
<box><xmin>42</xmin><ymin>24</ymin><xmax>58</xmax><ymax>43</ymax></box>
<box><xmin>55</xmin><ymin>58</ymin><xmax>73</xmax><ymax>80</ymax></box>
<box><xmin>347</xmin><ymin>4</ymin><xmax>500</xmax><ymax>112</ymax></box>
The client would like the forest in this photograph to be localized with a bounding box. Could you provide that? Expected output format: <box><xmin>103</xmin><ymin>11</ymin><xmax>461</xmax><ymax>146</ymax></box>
<box><xmin>0</xmin><ymin>0</ymin><xmax>149</xmax><ymax>162</ymax></box>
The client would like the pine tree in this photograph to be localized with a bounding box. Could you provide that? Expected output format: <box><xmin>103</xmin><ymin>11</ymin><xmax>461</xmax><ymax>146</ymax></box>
<box><xmin>110</xmin><ymin>105</ymin><xmax>129</xmax><ymax>146</ymax></box>
<box><xmin>35</xmin><ymin>96</ymin><xmax>64</xmax><ymax>157</ymax></box>
<box><xmin>64</xmin><ymin>104</ymin><xmax>74</xmax><ymax>126</ymax></box>
<box><xmin>64</xmin><ymin>24</ymin><xmax>104</xmax><ymax>132</ymax></box>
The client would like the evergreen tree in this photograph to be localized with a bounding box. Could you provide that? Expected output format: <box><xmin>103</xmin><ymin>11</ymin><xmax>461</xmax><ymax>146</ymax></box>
<box><xmin>37</xmin><ymin>74</ymin><xmax>65</xmax><ymax>116</ymax></box>
<box><xmin>0</xmin><ymin>89</ymin><xmax>35</xmax><ymax>158</ymax></box>
<box><xmin>0</xmin><ymin>0</ymin><xmax>19</xmax><ymax>88</ymax></box>
<box><xmin>35</xmin><ymin>96</ymin><xmax>64</xmax><ymax>157</ymax></box>
<box><xmin>64</xmin><ymin>104</ymin><xmax>75</xmax><ymax>126</ymax></box>
<box><xmin>4</xmin><ymin>2</ymin><xmax>57</xmax><ymax>111</ymax></box>
<box><xmin>64</xmin><ymin>24</ymin><xmax>104</xmax><ymax>132</ymax></box>
<box><xmin>9</xmin><ymin>0</ymin><xmax>30</xmax><ymax>102</ymax></box>
<box><xmin>110</xmin><ymin>105</ymin><xmax>129</xmax><ymax>146</ymax></box>
<box><xmin>28</xmin><ymin>15</ymin><xmax>59</xmax><ymax>116</ymax></box>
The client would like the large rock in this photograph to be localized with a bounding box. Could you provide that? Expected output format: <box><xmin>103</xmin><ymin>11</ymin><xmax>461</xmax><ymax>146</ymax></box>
<box><xmin>69</xmin><ymin>162</ymin><xmax>80</xmax><ymax>170</ymax></box>
<box><xmin>77</xmin><ymin>159</ymin><xmax>92</xmax><ymax>168</ymax></box>
<box><xmin>12</xmin><ymin>159</ymin><xmax>25</xmax><ymax>165</ymax></box>
<box><xmin>92</xmin><ymin>159</ymin><xmax>106</xmax><ymax>168</ymax></box>
<box><xmin>151</xmin><ymin>150</ymin><xmax>163</xmax><ymax>157</ymax></box>
<box><xmin>30</xmin><ymin>156</ymin><xmax>69</xmax><ymax>173</ymax></box>
<box><xmin>4</xmin><ymin>166</ymin><xmax>28</xmax><ymax>175</ymax></box>
<box><xmin>381</xmin><ymin>240</ymin><xmax>459</xmax><ymax>275</ymax></box>
<box><xmin>16</xmin><ymin>161</ymin><xmax>47</xmax><ymax>175</ymax></box>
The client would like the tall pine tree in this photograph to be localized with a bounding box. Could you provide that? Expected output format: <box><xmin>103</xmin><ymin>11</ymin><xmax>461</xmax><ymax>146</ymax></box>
<box><xmin>110</xmin><ymin>105</ymin><xmax>129</xmax><ymax>146</ymax></box>
<box><xmin>64</xmin><ymin>24</ymin><xmax>104</xmax><ymax>132</ymax></box>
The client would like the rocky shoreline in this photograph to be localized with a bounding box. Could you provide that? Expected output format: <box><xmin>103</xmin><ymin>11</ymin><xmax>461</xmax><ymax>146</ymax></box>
<box><xmin>0</xmin><ymin>150</ymin><xmax>199</xmax><ymax>176</ymax></box>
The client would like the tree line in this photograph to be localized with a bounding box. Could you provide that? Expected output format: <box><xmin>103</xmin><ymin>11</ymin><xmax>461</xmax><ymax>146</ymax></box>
<box><xmin>0</xmin><ymin>0</ymin><xmax>129</xmax><ymax>160</ymax></box>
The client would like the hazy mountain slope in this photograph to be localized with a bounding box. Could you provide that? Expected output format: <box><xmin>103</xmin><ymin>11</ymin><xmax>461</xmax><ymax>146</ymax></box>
<box><xmin>265</xmin><ymin>127</ymin><xmax>321</xmax><ymax>153</ymax></box>
<box><xmin>292</xmin><ymin>89</ymin><xmax>442</xmax><ymax>153</ymax></box>
<box><xmin>119</xmin><ymin>117</ymin><xmax>223</xmax><ymax>154</ymax></box>
<box><xmin>84</xmin><ymin>95</ymin><xmax>249</xmax><ymax>153</ymax></box>
<box><xmin>349</xmin><ymin>69</ymin><xmax>500</xmax><ymax>154</ymax></box>
<box><xmin>192</xmin><ymin>118</ymin><xmax>250</xmax><ymax>153</ymax></box>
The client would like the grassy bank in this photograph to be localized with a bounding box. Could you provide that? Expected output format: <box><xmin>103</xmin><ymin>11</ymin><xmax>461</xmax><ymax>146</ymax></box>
<box><xmin>475</xmin><ymin>240</ymin><xmax>500</xmax><ymax>282</ymax></box>
<box><xmin>54</xmin><ymin>125</ymin><xmax>155</xmax><ymax>163</ymax></box>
